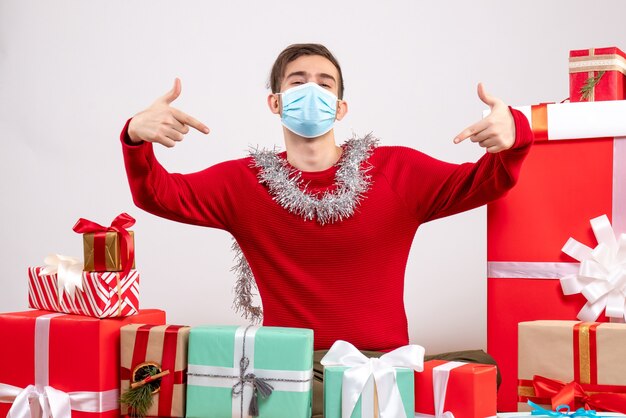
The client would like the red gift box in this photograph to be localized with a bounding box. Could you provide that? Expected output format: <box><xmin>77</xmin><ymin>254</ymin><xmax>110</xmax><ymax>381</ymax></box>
<box><xmin>0</xmin><ymin>309</ymin><xmax>166</xmax><ymax>418</ymax></box>
<box><xmin>569</xmin><ymin>47</ymin><xmax>626</xmax><ymax>102</ymax></box>
<box><xmin>414</xmin><ymin>360</ymin><xmax>497</xmax><ymax>418</ymax></box>
<box><xmin>486</xmin><ymin>102</ymin><xmax>626</xmax><ymax>410</ymax></box>
<box><xmin>28</xmin><ymin>266</ymin><xmax>140</xmax><ymax>318</ymax></box>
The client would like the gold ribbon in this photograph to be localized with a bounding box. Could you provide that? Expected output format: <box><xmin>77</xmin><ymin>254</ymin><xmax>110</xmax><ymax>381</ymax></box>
<box><xmin>578</xmin><ymin>323</ymin><xmax>591</xmax><ymax>385</ymax></box>
<box><xmin>530</xmin><ymin>104</ymin><xmax>549</xmax><ymax>141</ymax></box>
<box><xmin>116</xmin><ymin>273</ymin><xmax>123</xmax><ymax>316</ymax></box>
<box><xmin>569</xmin><ymin>53</ymin><xmax>626</xmax><ymax>75</ymax></box>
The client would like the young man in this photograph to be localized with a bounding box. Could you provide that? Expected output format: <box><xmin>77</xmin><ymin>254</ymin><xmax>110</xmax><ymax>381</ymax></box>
<box><xmin>122</xmin><ymin>44</ymin><xmax>532</xmax><ymax>416</ymax></box>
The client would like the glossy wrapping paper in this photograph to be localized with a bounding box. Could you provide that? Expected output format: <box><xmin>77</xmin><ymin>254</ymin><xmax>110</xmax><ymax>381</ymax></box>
<box><xmin>28</xmin><ymin>266</ymin><xmax>140</xmax><ymax>318</ymax></box>
<box><xmin>0</xmin><ymin>309</ymin><xmax>166</xmax><ymax>418</ymax></box>
<box><xmin>414</xmin><ymin>360</ymin><xmax>497</xmax><ymax>418</ymax></box>
<box><xmin>82</xmin><ymin>230</ymin><xmax>136</xmax><ymax>272</ymax></box>
<box><xmin>485</xmin><ymin>100</ymin><xmax>626</xmax><ymax>410</ymax></box>
<box><xmin>569</xmin><ymin>47</ymin><xmax>626</xmax><ymax>102</ymax></box>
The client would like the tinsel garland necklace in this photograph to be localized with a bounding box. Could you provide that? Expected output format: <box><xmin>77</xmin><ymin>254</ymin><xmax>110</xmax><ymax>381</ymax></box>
<box><xmin>232</xmin><ymin>134</ymin><xmax>379</xmax><ymax>323</ymax></box>
<box><xmin>251</xmin><ymin>133</ymin><xmax>378</xmax><ymax>225</ymax></box>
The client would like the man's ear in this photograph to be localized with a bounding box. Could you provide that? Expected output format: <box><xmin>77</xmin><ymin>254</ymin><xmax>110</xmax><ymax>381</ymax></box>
<box><xmin>267</xmin><ymin>93</ymin><xmax>281</xmax><ymax>115</ymax></box>
<box><xmin>336</xmin><ymin>100</ymin><xmax>348</xmax><ymax>121</ymax></box>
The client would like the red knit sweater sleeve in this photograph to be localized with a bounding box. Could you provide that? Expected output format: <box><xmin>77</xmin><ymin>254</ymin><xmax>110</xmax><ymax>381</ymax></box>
<box><xmin>120</xmin><ymin>118</ymin><xmax>240</xmax><ymax>230</ymax></box>
<box><xmin>377</xmin><ymin>107</ymin><xmax>533</xmax><ymax>223</ymax></box>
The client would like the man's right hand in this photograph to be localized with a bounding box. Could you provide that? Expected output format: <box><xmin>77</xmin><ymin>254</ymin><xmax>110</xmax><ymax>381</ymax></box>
<box><xmin>127</xmin><ymin>78</ymin><xmax>210</xmax><ymax>147</ymax></box>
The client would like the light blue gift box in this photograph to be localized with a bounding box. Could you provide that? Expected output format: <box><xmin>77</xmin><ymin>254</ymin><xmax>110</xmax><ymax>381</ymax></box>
<box><xmin>323</xmin><ymin>366</ymin><xmax>414</xmax><ymax>418</ymax></box>
<box><xmin>186</xmin><ymin>325</ymin><xmax>313</xmax><ymax>418</ymax></box>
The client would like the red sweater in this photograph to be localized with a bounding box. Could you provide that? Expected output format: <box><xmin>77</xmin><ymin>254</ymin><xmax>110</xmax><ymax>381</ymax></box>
<box><xmin>121</xmin><ymin>109</ymin><xmax>533</xmax><ymax>351</ymax></box>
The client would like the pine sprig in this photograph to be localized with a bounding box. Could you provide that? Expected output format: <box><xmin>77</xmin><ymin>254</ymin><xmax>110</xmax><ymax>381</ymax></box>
<box><xmin>579</xmin><ymin>71</ymin><xmax>605</xmax><ymax>101</ymax></box>
<box><xmin>120</xmin><ymin>364</ymin><xmax>161</xmax><ymax>418</ymax></box>
<box><xmin>120</xmin><ymin>384</ymin><xmax>154</xmax><ymax>418</ymax></box>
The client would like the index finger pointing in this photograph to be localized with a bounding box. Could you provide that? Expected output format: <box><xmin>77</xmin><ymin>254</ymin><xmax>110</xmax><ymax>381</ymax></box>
<box><xmin>453</xmin><ymin>119</ymin><xmax>489</xmax><ymax>144</ymax></box>
<box><xmin>172</xmin><ymin>108</ymin><xmax>210</xmax><ymax>134</ymax></box>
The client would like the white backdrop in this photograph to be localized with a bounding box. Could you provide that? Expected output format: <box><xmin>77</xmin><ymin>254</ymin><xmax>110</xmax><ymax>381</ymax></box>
<box><xmin>1</xmin><ymin>0</ymin><xmax>625</xmax><ymax>354</ymax></box>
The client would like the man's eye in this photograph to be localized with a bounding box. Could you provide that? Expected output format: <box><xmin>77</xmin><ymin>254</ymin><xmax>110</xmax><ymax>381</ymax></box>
<box><xmin>292</xmin><ymin>81</ymin><xmax>303</xmax><ymax>85</ymax></box>
<box><xmin>320</xmin><ymin>83</ymin><xmax>331</xmax><ymax>88</ymax></box>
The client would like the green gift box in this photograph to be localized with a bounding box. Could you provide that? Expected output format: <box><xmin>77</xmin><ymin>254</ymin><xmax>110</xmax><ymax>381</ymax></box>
<box><xmin>186</xmin><ymin>325</ymin><xmax>313</xmax><ymax>418</ymax></box>
<box><xmin>321</xmin><ymin>340</ymin><xmax>423</xmax><ymax>418</ymax></box>
<box><xmin>323</xmin><ymin>366</ymin><xmax>414</xmax><ymax>418</ymax></box>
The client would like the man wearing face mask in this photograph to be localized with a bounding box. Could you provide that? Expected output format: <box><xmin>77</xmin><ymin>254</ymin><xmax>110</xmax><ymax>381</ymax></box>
<box><xmin>122</xmin><ymin>43</ymin><xmax>533</xmax><ymax>416</ymax></box>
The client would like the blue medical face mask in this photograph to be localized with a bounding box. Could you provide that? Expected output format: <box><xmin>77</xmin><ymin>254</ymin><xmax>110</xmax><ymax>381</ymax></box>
<box><xmin>279</xmin><ymin>82</ymin><xmax>339</xmax><ymax>138</ymax></box>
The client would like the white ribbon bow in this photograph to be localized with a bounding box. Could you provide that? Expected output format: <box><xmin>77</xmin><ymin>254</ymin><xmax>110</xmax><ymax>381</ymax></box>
<box><xmin>3</xmin><ymin>384</ymin><xmax>71</xmax><ymax>418</ymax></box>
<box><xmin>560</xmin><ymin>214</ymin><xmax>626</xmax><ymax>322</ymax></box>
<box><xmin>39</xmin><ymin>254</ymin><xmax>84</xmax><ymax>300</ymax></box>
<box><xmin>320</xmin><ymin>340</ymin><xmax>424</xmax><ymax>418</ymax></box>
<box><xmin>0</xmin><ymin>383</ymin><xmax>119</xmax><ymax>418</ymax></box>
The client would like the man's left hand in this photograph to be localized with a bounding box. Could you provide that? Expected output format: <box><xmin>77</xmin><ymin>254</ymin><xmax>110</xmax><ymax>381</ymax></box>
<box><xmin>453</xmin><ymin>83</ymin><xmax>515</xmax><ymax>153</ymax></box>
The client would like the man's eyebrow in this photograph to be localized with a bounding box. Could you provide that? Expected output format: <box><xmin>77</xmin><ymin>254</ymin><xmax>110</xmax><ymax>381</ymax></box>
<box><xmin>318</xmin><ymin>73</ymin><xmax>336</xmax><ymax>82</ymax></box>
<box><xmin>284</xmin><ymin>71</ymin><xmax>336</xmax><ymax>83</ymax></box>
<box><xmin>285</xmin><ymin>71</ymin><xmax>307</xmax><ymax>79</ymax></box>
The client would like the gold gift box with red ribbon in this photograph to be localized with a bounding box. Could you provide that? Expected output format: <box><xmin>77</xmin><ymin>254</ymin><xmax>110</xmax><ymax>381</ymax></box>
<box><xmin>569</xmin><ymin>46</ymin><xmax>626</xmax><ymax>102</ymax></box>
<box><xmin>517</xmin><ymin>320</ymin><xmax>626</xmax><ymax>413</ymax></box>
<box><xmin>73</xmin><ymin>213</ymin><xmax>136</xmax><ymax>272</ymax></box>
<box><xmin>82</xmin><ymin>230</ymin><xmax>136</xmax><ymax>272</ymax></box>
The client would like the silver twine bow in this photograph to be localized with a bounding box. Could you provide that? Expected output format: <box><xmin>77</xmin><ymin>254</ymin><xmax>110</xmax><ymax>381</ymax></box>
<box><xmin>187</xmin><ymin>325</ymin><xmax>312</xmax><ymax>417</ymax></box>
<box><xmin>232</xmin><ymin>355</ymin><xmax>274</xmax><ymax>417</ymax></box>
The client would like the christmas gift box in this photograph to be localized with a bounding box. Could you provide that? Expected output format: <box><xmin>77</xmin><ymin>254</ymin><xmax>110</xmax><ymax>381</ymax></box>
<box><xmin>498</xmin><ymin>409</ymin><xmax>626</xmax><ymax>417</ymax></box>
<box><xmin>73</xmin><ymin>213</ymin><xmax>136</xmax><ymax>273</ymax></box>
<box><xmin>120</xmin><ymin>324</ymin><xmax>190</xmax><ymax>417</ymax></box>
<box><xmin>517</xmin><ymin>321</ymin><xmax>626</xmax><ymax>413</ymax></box>
<box><xmin>321</xmin><ymin>340</ymin><xmax>423</xmax><ymax>418</ymax></box>
<box><xmin>186</xmin><ymin>325</ymin><xmax>314</xmax><ymax>418</ymax></box>
<box><xmin>0</xmin><ymin>309</ymin><xmax>166</xmax><ymax>418</ymax></box>
<box><xmin>485</xmin><ymin>100</ymin><xmax>626</xmax><ymax>411</ymax></box>
<box><xmin>28</xmin><ymin>259</ymin><xmax>139</xmax><ymax>318</ymax></box>
<box><xmin>569</xmin><ymin>47</ymin><xmax>626</xmax><ymax>102</ymax></box>
<box><xmin>414</xmin><ymin>360</ymin><xmax>497</xmax><ymax>418</ymax></box>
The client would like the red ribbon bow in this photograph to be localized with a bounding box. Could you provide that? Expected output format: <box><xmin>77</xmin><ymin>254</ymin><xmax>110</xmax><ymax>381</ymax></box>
<box><xmin>532</xmin><ymin>375</ymin><xmax>626</xmax><ymax>413</ymax></box>
<box><xmin>72</xmin><ymin>213</ymin><xmax>135</xmax><ymax>282</ymax></box>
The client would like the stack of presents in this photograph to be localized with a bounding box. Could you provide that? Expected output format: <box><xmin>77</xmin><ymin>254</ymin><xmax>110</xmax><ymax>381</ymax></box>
<box><xmin>1</xmin><ymin>46</ymin><xmax>625</xmax><ymax>418</ymax></box>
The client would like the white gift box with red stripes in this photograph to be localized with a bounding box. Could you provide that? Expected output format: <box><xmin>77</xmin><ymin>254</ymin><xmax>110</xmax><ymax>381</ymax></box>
<box><xmin>28</xmin><ymin>266</ymin><xmax>139</xmax><ymax>318</ymax></box>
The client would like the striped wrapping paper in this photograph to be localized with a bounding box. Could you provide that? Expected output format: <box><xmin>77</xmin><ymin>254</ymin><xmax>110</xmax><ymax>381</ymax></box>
<box><xmin>28</xmin><ymin>266</ymin><xmax>139</xmax><ymax>318</ymax></box>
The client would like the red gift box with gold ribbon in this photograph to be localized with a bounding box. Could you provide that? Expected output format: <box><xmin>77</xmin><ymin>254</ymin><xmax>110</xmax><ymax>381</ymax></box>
<box><xmin>569</xmin><ymin>47</ymin><xmax>626</xmax><ymax>102</ymax></box>
<box><xmin>120</xmin><ymin>324</ymin><xmax>190</xmax><ymax>417</ymax></box>
<box><xmin>517</xmin><ymin>321</ymin><xmax>626</xmax><ymax>413</ymax></box>
<box><xmin>485</xmin><ymin>100</ymin><xmax>626</xmax><ymax>411</ymax></box>
<box><xmin>0</xmin><ymin>309</ymin><xmax>166</xmax><ymax>418</ymax></box>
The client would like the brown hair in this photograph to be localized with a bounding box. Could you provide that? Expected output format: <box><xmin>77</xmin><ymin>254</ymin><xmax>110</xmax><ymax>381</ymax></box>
<box><xmin>268</xmin><ymin>43</ymin><xmax>344</xmax><ymax>99</ymax></box>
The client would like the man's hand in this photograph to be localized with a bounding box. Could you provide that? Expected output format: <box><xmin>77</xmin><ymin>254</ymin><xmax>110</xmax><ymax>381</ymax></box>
<box><xmin>453</xmin><ymin>83</ymin><xmax>515</xmax><ymax>153</ymax></box>
<box><xmin>127</xmin><ymin>78</ymin><xmax>210</xmax><ymax>147</ymax></box>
